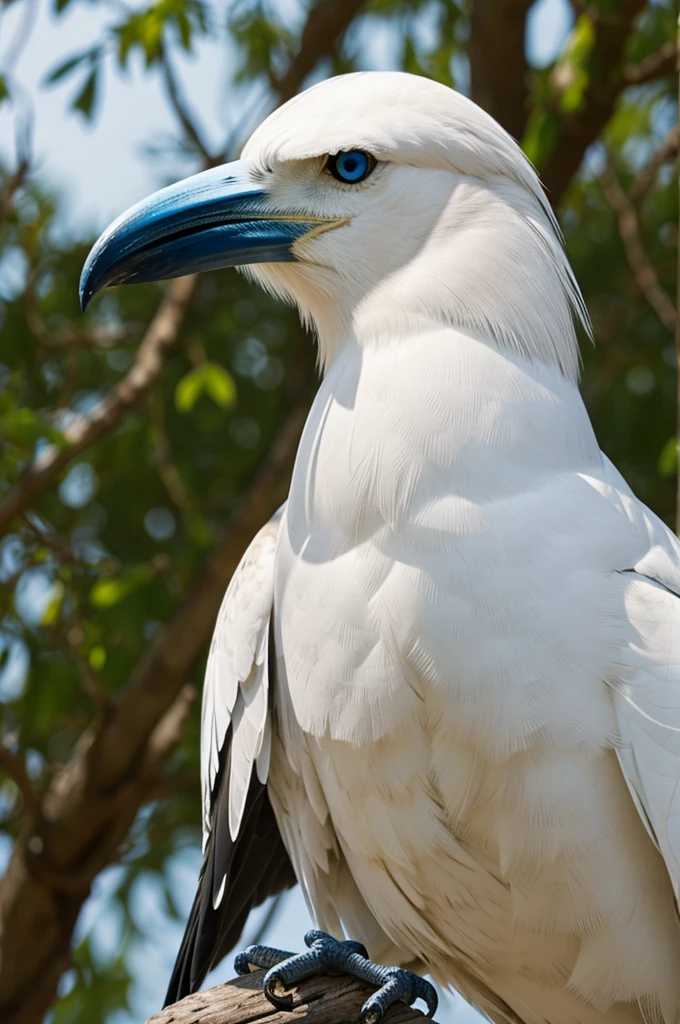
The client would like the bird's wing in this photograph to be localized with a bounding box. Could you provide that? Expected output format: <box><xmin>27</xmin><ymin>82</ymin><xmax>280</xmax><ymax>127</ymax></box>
<box><xmin>598</xmin><ymin>458</ymin><xmax>680</xmax><ymax>906</ymax></box>
<box><xmin>165</xmin><ymin>507</ymin><xmax>295</xmax><ymax>1006</ymax></box>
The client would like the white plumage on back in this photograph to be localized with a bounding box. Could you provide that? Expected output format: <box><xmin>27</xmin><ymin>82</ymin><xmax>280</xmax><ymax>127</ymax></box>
<box><xmin>193</xmin><ymin>72</ymin><xmax>680</xmax><ymax>1024</ymax></box>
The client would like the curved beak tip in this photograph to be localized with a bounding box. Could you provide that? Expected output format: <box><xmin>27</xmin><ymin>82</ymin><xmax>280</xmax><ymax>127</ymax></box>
<box><xmin>79</xmin><ymin>277</ymin><xmax>93</xmax><ymax>313</ymax></box>
<box><xmin>77</xmin><ymin>160</ymin><xmax>329</xmax><ymax>314</ymax></box>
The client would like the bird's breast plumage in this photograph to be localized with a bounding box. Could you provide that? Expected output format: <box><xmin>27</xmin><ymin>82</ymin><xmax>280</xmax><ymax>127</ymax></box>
<box><xmin>275</xmin><ymin>327</ymin><xmax>607</xmax><ymax>747</ymax></box>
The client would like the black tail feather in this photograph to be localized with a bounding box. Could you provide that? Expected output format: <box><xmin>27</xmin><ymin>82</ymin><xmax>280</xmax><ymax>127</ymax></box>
<box><xmin>164</xmin><ymin>770</ymin><xmax>295</xmax><ymax>1008</ymax></box>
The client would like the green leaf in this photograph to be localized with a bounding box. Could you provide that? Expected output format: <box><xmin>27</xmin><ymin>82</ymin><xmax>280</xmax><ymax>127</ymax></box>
<box><xmin>559</xmin><ymin>66</ymin><xmax>589</xmax><ymax>115</ymax></box>
<box><xmin>0</xmin><ymin>74</ymin><xmax>9</xmax><ymax>106</ymax></box>
<box><xmin>43</xmin><ymin>50</ymin><xmax>93</xmax><ymax>86</ymax></box>
<box><xmin>202</xmin><ymin>363</ymin><xmax>237</xmax><ymax>409</ymax></box>
<box><xmin>175</xmin><ymin>362</ymin><xmax>237</xmax><ymax>413</ymax></box>
<box><xmin>72</xmin><ymin>66</ymin><xmax>100</xmax><ymax>120</ymax></box>
<box><xmin>88</xmin><ymin>645</ymin><xmax>106</xmax><ymax>670</ymax></box>
<box><xmin>41</xmin><ymin>582</ymin><xmax>65</xmax><ymax>626</ymax></box>
<box><xmin>521</xmin><ymin>111</ymin><xmax>562</xmax><ymax>168</ymax></box>
<box><xmin>564</xmin><ymin>14</ymin><xmax>596</xmax><ymax>66</ymax></box>
<box><xmin>90</xmin><ymin>565</ymin><xmax>154</xmax><ymax>608</ymax></box>
<box><xmin>658</xmin><ymin>437</ymin><xmax>678</xmax><ymax>479</ymax></box>
<box><xmin>114</xmin><ymin>0</ymin><xmax>208</xmax><ymax>69</ymax></box>
<box><xmin>174</xmin><ymin>367</ymin><xmax>204</xmax><ymax>413</ymax></box>
<box><xmin>1</xmin><ymin>405</ymin><xmax>69</xmax><ymax>456</ymax></box>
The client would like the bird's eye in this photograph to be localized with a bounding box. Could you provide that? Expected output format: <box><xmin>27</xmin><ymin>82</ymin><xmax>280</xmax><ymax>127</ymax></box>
<box><xmin>326</xmin><ymin>150</ymin><xmax>376</xmax><ymax>184</ymax></box>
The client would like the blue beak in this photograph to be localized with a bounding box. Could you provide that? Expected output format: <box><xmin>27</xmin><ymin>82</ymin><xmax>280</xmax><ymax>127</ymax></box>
<box><xmin>79</xmin><ymin>159</ymin><xmax>331</xmax><ymax>311</ymax></box>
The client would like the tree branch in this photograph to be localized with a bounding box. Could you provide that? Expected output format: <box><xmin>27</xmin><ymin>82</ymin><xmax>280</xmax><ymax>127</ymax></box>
<box><xmin>540</xmin><ymin>0</ymin><xmax>647</xmax><ymax>206</ymax></box>
<box><xmin>600</xmin><ymin>160</ymin><xmax>677</xmax><ymax>333</ymax></box>
<box><xmin>0</xmin><ymin>274</ymin><xmax>197</xmax><ymax>542</ymax></box>
<box><xmin>469</xmin><ymin>0</ymin><xmax>534</xmax><ymax>140</ymax></box>
<box><xmin>273</xmin><ymin>0</ymin><xmax>367</xmax><ymax>105</ymax></box>
<box><xmin>624</xmin><ymin>40</ymin><xmax>677</xmax><ymax>85</ymax></box>
<box><xmin>154</xmin><ymin>972</ymin><xmax>438</xmax><ymax>1024</ymax></box>
<box><xmin>0</xmin><ymin>684</ymin><xmax>194</xmax><ymax>1024</ymax></box>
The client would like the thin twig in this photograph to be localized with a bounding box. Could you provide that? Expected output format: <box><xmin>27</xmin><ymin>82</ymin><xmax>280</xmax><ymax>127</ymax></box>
<box><xmin>0</xmin><ymin>154</ymin><xmax>30</xmax><ymax>234</ymax></box>
<box><xmin>21</xmin><ymin>513</ymin><xmax>103</xmax><ymax>570</ymax></box>
<box><xmin>0</xmin><ymin>274</ymin><xmax>197</xmax><ymax>541</ymax></box>
<box><xmin>160</xmin><ymin>48</ymin><xmax>215</xmax><ymax>164</ymax></box>
<box><xmin>629</xmin><ymin>125</ymin><xmax>680</xmax><ymax>205</ymax></box>
<box><xmin>601</xmin><ymin>161</ymin><xmax>677</xmax><ymax>333</ymax></box>
<box><xmin>148</xmin><ymin>389</ymin><xmax>195</xmax><ymax>521</ymax></box>
<box><xmin>624</xmin><ymin>40</ymin><xmax>676</xmax><ymax>85</ymax></box>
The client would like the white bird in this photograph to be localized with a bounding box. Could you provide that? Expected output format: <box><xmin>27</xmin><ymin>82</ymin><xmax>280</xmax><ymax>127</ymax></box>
<box><xmin>81</xmin><ymin>71</ymin><xmax>680</xmax><ymax>1024</ymax></box>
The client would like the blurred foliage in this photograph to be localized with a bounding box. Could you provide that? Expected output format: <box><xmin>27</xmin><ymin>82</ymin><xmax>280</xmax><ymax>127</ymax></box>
<box><xmin>0</xmin><ymin>0</ymin><xmax>678</xmax><ymax>1021</ymax></box>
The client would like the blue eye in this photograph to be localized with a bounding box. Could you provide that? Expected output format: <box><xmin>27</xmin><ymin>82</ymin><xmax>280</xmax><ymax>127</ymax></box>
<box><xmin>327</xmin><ymin>150</ymin><xmax>376</xmax><ymax>184</ymax></box>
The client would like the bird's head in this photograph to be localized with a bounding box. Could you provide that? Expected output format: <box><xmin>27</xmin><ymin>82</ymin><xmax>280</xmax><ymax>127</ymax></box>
<box><xmin>80</xmin><ymin>71</ymin><xmax>588</xmax><ymax>377</ymax></box>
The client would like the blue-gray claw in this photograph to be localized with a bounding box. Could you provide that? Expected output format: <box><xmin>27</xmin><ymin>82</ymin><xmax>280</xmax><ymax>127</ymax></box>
<box><xmin>234</xmin><ymin>929</ymin><xmax>438</xmax><ymax>1022</ymax></box>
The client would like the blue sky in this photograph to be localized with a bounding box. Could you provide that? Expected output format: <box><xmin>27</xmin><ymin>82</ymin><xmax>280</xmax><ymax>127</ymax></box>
<box><xmin>0</xmin><ymin>2</ymin><xmax>574</xmax><ymax>1021</ymax></box>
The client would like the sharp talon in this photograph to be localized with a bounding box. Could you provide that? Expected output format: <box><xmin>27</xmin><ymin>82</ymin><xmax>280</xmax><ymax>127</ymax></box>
<box><xmin>359</xmin><ymin>966</ymin><xmax>438</xmax><ymax>1022</ymax></box>
<box><xmin>419</xmin><ymin>979</ymin><xmax>439</xmax><ymax>1017</ymax></box>
<box><xmin>361</xmin><ymin>1008</ymin><xmax>383</xmax><ymax>1024</ymax></box>
<box><xmin>263</xmin><ymin>971</ymin><xmax>294</xmax><ymax>1010</ymax></box>
<box><xmin>360</xmin><ymin>994</ymin><xmax>387</xmax><ymax>1024</ymax></box>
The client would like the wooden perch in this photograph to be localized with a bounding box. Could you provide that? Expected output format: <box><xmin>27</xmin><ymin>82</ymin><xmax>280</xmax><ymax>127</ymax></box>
<box><xmin>149</xmin><ymin>971</ymin><xmax>439</xmax><ymax>1024</ymax></box>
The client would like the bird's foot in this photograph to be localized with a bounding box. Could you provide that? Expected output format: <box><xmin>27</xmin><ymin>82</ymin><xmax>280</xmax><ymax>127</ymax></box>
<box><xmin>234</xmin><ymin>928</ymin><xmax>438</xmax><ymax>1023</ymax></box>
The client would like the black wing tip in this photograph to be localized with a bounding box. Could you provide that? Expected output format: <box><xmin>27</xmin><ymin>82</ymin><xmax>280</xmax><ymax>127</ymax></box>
<box><xmin>164</xmin><ymin>774</ymin><xmax>295</xmax><ymax>1010</ymax></box>
<box><xmin>163</xmin><ymin>896</ymin><xmax>203</xmax><ymax>1006</ymax></box>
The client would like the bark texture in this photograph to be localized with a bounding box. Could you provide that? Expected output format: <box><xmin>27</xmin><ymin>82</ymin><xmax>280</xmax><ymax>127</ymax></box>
<box><xmin>153</xmin><ymin>972</ymin><xmax>438</xmax><ymax>1024</ymax></box>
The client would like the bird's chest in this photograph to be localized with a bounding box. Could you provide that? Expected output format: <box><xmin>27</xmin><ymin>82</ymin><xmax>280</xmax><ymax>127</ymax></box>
<box><xmin>274</xmin><ymin>337</ymin><xmax>610</xmax><ymax>753</ymax></box>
